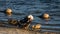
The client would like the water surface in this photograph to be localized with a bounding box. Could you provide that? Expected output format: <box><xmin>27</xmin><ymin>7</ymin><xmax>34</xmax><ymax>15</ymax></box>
<box><xmin>0</xmin><ymin>0</ymin><xmax>60</xmax><ymax>33</ymax></box>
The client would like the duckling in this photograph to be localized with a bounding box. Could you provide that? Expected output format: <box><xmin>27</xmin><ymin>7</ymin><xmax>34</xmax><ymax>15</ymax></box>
<box><xmin>0</xmin><ymin>8</ymin><xmax>12</xmax><ymax>16</ymax></box>
<box><xmin>6</xmin><ymin>8</ymin><xmax>12</xmax><ymax>16</ymax></box>
<box><xmin>38</xmin><ymin>13</ymin><xmax>50</xmax><ymax>19</ymax></box>
<box><xmin>32</xmin><ymin>24</ymin><xmax>41</xmax><ymax>29</ymax></box>
<box><xmin>18</xmin><ymin>15</ymin><xmax>34</xmax><ymax>28</ymax></box>
<box><xmin>43</xmin><ymin>13</ymin><xmax>50</xmax><ymax>19</ymax></box>
<box><xmin>8</xmin><ymin>18</ymin><xmax>18</xmax><ymax>26</ymax></box>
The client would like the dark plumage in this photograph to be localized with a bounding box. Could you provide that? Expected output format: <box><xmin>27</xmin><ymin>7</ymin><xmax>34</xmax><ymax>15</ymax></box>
<box><xmin>8</xmin><ymin>15</ymin><xmax>34</xmax><ymax>28</ymax></box>
<box><xmin>18</xmin><ymin>15</ymin><xmax>34</xmax><ymax>28</ymax></box>
<box><xmin>19</xmin><ymin>17</ymin><xmax>31</xmax><ymax>28</ymax></box>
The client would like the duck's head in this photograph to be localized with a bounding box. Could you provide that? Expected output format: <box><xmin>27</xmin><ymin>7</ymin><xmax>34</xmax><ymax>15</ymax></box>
<box><xmin>6</xmin><ymin>8</ymin><xmax>12</xmax><ymax>16</ymax></box>
<box><xmin>27</xmin><ymin>15</ymin><xmax>34</xmax><ymax>22</ymax></box>
<box><xmin>43</xmin><ymin>13</ymin><xmax>50</xmax><ymax>19</ymax></box>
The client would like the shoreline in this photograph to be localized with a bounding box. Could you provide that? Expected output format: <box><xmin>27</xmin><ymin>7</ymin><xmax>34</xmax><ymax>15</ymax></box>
<box><xmin>0</xmin><ymin>27</ymin><xmax>59</xmax><ymax>34</ymax></box>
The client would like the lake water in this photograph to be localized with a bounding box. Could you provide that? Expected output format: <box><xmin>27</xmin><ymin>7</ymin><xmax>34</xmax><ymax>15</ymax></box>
<box><xmin>0</xmin><ymin>0</ymin><xmax>60</xmax><ymax>33</ymax></box>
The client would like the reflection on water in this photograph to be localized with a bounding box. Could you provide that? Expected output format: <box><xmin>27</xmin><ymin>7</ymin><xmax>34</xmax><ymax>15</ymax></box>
<box><xmin>0</xmin><ymin>0</ymin><xmax>60</xmax><ymax>33</ymax></box>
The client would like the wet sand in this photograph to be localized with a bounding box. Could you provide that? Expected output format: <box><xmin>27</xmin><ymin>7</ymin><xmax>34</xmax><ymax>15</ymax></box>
<box><xmin>0</xmin><ymin>27</ymin><xmax>59</xmax><ymax>34</ymax></box>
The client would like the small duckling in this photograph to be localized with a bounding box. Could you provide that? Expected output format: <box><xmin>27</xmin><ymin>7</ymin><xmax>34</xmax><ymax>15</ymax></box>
<box><xmin>43</xmin><ymin>13</ymin><xmax>50</xmax><ymax>19</ymax></box>
<box><xmin>38</xmin><ymin>13</ymin><xmax>50</xmax><ymax>19</ymax></box>
<box><xmin>8</xmin><ymin>19</ymin><xmax>18</xmax><ymax>26</ymax></box>
<box><xmin>32</xmin><ymin>24</ymin><xmax>41</xmax><ymax>29</ymax></box>
<box><xmin>19</xmin><ymin>15</ymin><xmax>34</xmax><ymax>28</ymax></box>
<box><xmin>6</xmin><ymin>8</ymin><xmax>12</xmax><ymax>16</ymax></box>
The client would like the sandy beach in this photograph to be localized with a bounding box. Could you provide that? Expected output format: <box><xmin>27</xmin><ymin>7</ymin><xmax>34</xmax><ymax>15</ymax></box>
<box><xmin>0</xmin><ymin>27</ymin><xmax>59</xmax><ymax>34</ymax></box>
